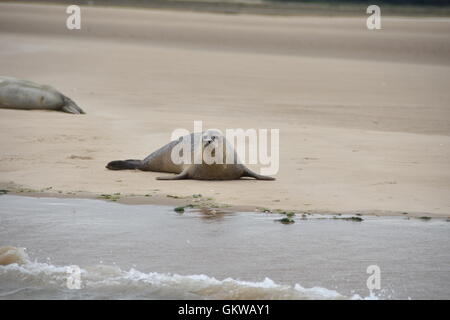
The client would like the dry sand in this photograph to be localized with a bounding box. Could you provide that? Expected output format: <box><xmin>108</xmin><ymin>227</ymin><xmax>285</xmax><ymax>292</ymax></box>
<box><xmin>0</xmin><ymin>3</ymin><xmax>449</xmax><ymax>216</ymax></box>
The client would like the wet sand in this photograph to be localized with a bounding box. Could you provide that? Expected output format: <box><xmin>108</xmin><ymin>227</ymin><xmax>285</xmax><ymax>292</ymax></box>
<box><xmin>0</xmin><ymin>3</ymin><xmax>450</xmax><ymax>216</ymax></box>
<box><xmin>1</xmin><ymin>195</ymin><xmax>449</xmax><ymax>299</ymax></box>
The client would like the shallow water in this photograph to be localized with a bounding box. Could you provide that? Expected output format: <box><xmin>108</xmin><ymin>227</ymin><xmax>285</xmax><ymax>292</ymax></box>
<box><xmin>0</xmin><ymin>195</ymin><xmax>449</xmax><ymax>299</ymax></box>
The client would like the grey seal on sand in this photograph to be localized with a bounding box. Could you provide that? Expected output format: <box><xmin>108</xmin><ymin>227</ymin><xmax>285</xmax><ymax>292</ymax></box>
<box><xmin>0</xmin><ymin>76</ymin><xmax>84</xmax><ymax>114</ymax></box>
<box><xmin>106</xmin><ymin>130</ymin><xmax>275</xmax><ymax>181</ymax></box>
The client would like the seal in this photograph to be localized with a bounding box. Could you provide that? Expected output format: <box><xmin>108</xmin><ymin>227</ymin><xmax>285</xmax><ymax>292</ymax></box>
<box><xmin>0</xmin><ymin>76</ymin><xmax>85</xmax><ymax>114</ymax></box>
<box><xmin>106</xmin><ymin>130</ymin><xmax>275</xmax><ymax>180</ymax></box>
<box><xmin>0</xmin><ymin>246</ymin><xmax>27</xmax><ymax>266</ymax></box>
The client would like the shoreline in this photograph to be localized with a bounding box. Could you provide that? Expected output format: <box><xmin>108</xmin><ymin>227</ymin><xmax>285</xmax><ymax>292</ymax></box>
<box><xmin>2</xmin><ymin>188</ymin><xmax>448</xmax><ymax>219</ymax></box>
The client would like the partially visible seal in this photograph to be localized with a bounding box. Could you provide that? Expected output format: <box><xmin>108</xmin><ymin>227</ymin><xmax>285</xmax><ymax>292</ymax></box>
<box><xmin>0</xmin><ymin>246</ymin><xmax>28</xmax><ymax>266</ymax></box>
<box><xmin>106</xmin><ymin>130</ymin><xmax>275</xmax><ymax>180</ymax></box>
<box><xmin>0</xmin><ymin>76</ymin><xmax>85</xmax><ymax>114</ymax></box>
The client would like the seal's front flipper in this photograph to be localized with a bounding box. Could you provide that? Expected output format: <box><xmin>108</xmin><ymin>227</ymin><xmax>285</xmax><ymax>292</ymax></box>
<box><xmin>156</xmin><ymin>170</ymin><xmax>189</xmax><ymax>180</ymax></box>
<box><xmin>243</xmin><ymin>168</ymin><xmax>276</xmax><ymax>180</ymax></box>
<box><xmin>61</xmin><ymin>96</ymin><xmax>85</xmax><ymax>114</ymax></box>
<box><xmin>106</xmin><ymin>159</ymin><xmax>142</xmax><ymax>170</ymax></box>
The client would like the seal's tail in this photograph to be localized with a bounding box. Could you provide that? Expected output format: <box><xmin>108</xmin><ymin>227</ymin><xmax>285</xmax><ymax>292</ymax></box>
<box><xmin>61</xmin><ymin>96</ymin><xmax>85</xmax><ymax>114</ymax></box>
<box><xmin>106</xmin><ymin>159</ymin><xmax>142</xmax><ymax>170</ymax></box>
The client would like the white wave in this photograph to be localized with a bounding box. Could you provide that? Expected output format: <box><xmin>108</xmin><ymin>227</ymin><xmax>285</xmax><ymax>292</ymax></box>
<box><xmin>0</xmin><ymin>261</ymin><xmax>377</xmax><ymax>300</ymax></box>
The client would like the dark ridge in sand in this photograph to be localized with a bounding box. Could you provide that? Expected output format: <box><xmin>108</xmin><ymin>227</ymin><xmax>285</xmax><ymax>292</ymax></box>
<box><xmin>9</xmin><ymin>0</ymin><xmax>450</xmax><ymax>17</ymax></box>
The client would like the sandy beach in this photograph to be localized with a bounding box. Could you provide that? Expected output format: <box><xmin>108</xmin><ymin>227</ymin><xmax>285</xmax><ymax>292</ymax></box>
<box><xmin>1</xmin><ymin>3</ymin><xmax>450</xmax><ymax>217</ymax></box>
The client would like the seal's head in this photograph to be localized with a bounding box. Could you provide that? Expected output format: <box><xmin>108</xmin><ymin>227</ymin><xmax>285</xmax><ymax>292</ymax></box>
<box><xmin>202</xmin><ymin>129</ymin><xmax>223</xmax><ymax>149</ymax></box>
<box><xmin>201</xmin><ymin>130</ymin><xmax>225</xmax><ymax>161</ymax></box>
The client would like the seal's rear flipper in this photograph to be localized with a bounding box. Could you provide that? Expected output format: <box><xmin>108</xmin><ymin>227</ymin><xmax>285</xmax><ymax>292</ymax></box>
<box><xmin>61</xmin><ymin>96</ymin><xmax>85</xmax><ymax>114</ymax></box>
<box><xmin>156</xmin><ymin>170</ymin><xmax>189</xmax><ymax>180</ymax></box>
<box><xmin>243</xmin><ymin>168</ymin><xmax>276</xmax><ymax>180</ymax></box>
<box><xmin>106</xmin><ymin>159</ymin><xmax>142</xmax><ymax>170</ymax></box>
